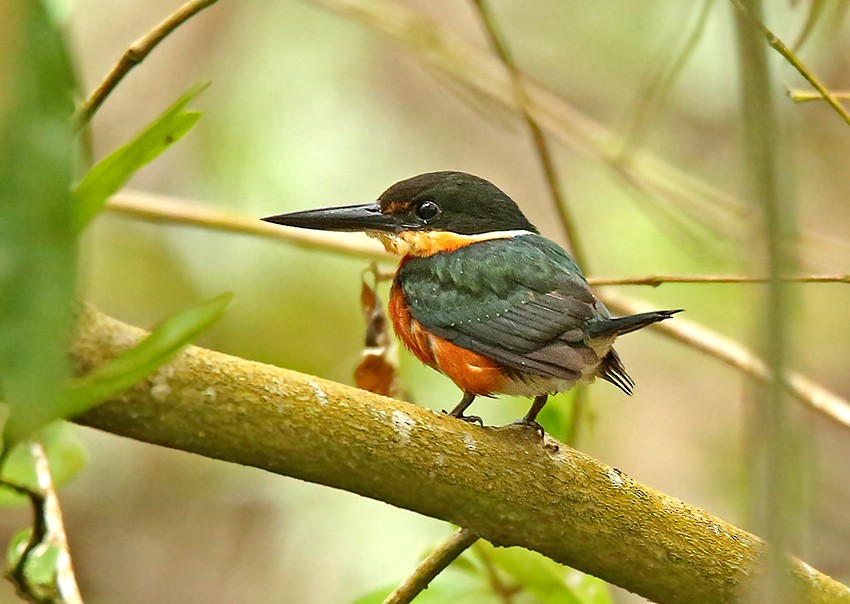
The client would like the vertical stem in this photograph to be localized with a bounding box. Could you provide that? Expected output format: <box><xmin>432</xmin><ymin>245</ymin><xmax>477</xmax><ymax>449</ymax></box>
<box><xmin>733</xmin><ymin>1</ymin><xmax>799</xmax><ymax>601</ymax></box>
<box><xmin>31</xmin><ymin>442</ymin><xmax>83</xmax><ymax>604</ymax></box>
<box><xmin>470</xmin><ymin>0</ymin><xmax>589</xmax><ymax>272</ymax></box>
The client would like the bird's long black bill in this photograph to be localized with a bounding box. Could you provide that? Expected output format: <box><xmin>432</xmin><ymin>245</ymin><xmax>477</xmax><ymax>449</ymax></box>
<box><xmin>261</xmin><ymin>202</ymin><xmax>402</xmax><ymax>233</ymax></box>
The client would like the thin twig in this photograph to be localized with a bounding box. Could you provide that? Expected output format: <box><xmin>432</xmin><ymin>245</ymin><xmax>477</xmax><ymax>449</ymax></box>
<box><xmin>109</xmin><ymin>193</ymin><xmax>850</xmax><ymax>286</ymax></box>
<box><xmin>600</xmin><ymin>289</ymin><xmax>850</xmax><ymax>432</ymax></box>
<box><xmin>469</xmin><ymin>0</ymin><xmax>588</xmax><ymax>271</ymax></box>
<box><xmin>31</xmin><ymin>443</ymin><xmax>83</xmax><ymax>604</ymax></box>
<box><xmin>729</xmin><ymin>0</ymin><xmax>850</xmax><ymax>127</ymax></box>
<box><xmin>75</xmin><ymin>0</ymin><xmax>220</xmax><ymax>125</ymax></box>
<box><xmin>383</xmin><ymin>528</ymin><xmax>479</xmax><ymax>604</ymax></box>
<box><xmin>787</xmin><ymin>88</ymin><xmax>850</xmax><ymax>103</ymax></box>
<box><xmin>619</xmin><ymin>0</ymin><xmax>716</xmax><ymax>154</ymax></box>
<box><xmin>587</xmin><ymin>274</ymin><xmax>850</xmax><ymax>286</ymax></box>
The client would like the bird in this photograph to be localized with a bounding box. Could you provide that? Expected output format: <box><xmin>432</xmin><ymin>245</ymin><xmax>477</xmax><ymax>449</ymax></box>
<box><xmin>262</xmin><ymin>171</ymin><xmax>681</xmax><ymax>434</ymax></box>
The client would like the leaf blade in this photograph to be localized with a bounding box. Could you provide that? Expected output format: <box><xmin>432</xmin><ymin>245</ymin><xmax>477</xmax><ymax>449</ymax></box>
<box><xmin>72</xmin><ymin>82</ymin><xmax>208</xmax><ymax>231</ymax></box>
<box><xmin>66</xmin><ymin>292</ymin><xmax>234</xmax><ymax>415</ymax></box>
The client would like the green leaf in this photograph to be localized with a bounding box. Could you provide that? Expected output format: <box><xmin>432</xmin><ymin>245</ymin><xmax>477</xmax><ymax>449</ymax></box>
<box><xmin>564</xmin><ymin>569</ymin><xmax>613</xmax><ymax>604</ymax></box>
<box><xmin>537</xmin><ymin>387</ymin><xmax>581</xmax><ymax>444</ymax></box>
<box><xmin>7</xmin><ymin>528</ymin><xmax>32</xmax><ymax>570</ymax></box>
<box><xmin>0</xmin><ymin>0</ymin><xmax>78</xmax><ymax>449</ymax></box>
<box><xmin>480</xmin><ymin>544</ymin><xmax>611</xmax><ymax>604</ymax></box>
<box><xmin>0</xmin><ymin>424</ymin><xmax>87</xmax><ymax>507</ymax></box>
<box><xmin>7</xmin><ymin>531</ymin><xmax>62</xmax><ymax>601</ymax></box>
<box><xmin>485</xmin><ymin>546</ymin><xmax>581</xmax><ymax>604</ymax></box>
<box><xmin>350</xmin><ymin>586</ymin><xmax>393</xmax><ymax>604</ymax></box>
<box><xmin>65</xmin><ymin>293</ymin><xmax>234</xmax><ymax>414</ymax></box>
<box><xmin>72</xmin><ymin>82</ymin><xmax>208</xmax><ymax>231</ymax></box>
<box><xmin>21</xmin><ymin>542</ymin><xmax>62</xmax><ymax>592</ymax></box>
<box><xmin>3</xmin><ymin>293</ymin><xmax>232</xmax><ymax>447</ymax></box>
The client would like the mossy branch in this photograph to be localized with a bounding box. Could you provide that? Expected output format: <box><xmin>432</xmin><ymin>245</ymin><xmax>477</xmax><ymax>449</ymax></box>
<box><xmin>69</xmin><ymin>305</ymin><xmax>850</xmax><ymax>604</ymax></box>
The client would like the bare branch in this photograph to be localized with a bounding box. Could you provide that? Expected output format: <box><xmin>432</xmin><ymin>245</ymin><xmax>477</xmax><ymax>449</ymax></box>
<box><xmin>75</xmin><ymin>0</ymin><xmax>220</xmax><ymax>125</ymax></box>
<box><xmin>105</xmin><ymin>193</ymin><xmax>850</xmax><ymax>286</ymax></box>
<box><xmin>787</xmin><ymin>88</ymin><xmax>850</xmax><ymax>104</ymax></box>
<box><xmin>1</xmin><ymin>443</ymin><xmax>81</xmax><ymax>604</ymax></box>
<box><xmin>587</xmin><ymin>274</ymin><xmax>850</xmax><ymax>286</ymax></box>
<box><xmin>599</xmin><ymin>290</ymin><xmax>850</xmax><ymax>432</ymax></box>
<box><xmin>383</xmin><ymin>528</ymin><xmax>479</xmax><ymax>604</ymax></box>
<box><xmin>31</xmin><ymin>443</ymin><xmax>82</xmax><ymax>604</ymax></box>
<box><xmin>729</xmin><ymin>0</ymin><xmax>850</xmax><ymax>127</ymax></box>
<box><xmin>69</xmin><ymin>305</ymin><xmax>850</xmax><ymax>604</ymax></box>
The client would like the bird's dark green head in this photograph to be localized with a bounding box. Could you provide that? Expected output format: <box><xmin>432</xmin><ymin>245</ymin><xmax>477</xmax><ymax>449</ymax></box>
<box><xmin>375</xmin><ymin>171</ymin><xmax>539</xmax><ymax>235</ymax></box>
<box><xmin>262</xmin><ymin>171</ymin><xmax>539</xmax><ymax>237</ymax></box>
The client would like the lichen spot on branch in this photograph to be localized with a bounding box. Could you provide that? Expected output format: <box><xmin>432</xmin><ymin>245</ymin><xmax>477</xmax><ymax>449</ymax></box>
<box><xmin>391</xmin><ymin>410</ymin><xmax>415</xmax><ymax>443</ymax></box>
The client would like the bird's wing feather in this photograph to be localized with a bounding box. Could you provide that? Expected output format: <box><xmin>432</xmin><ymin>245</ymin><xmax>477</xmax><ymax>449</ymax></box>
<box><xmin>398</xmin><ymin>235</ymin><xmax>608</xmax><ymax>380</ymax></box>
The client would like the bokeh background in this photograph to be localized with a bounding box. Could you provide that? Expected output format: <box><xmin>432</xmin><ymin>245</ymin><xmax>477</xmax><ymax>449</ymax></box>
<box><xmin>3</xmin><ymin>1</ymin><xmax>849</xmax><ymax>602</ymax></box>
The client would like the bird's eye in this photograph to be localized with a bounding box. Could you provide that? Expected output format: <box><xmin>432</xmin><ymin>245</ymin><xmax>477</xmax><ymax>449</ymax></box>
<box><xmin>415</xmin><ymin>200</ymin><xmax>441</xmax><ymax>222</ymax></box>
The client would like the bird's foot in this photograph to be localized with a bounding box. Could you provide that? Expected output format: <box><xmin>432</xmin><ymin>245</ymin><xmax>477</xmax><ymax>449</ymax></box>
<box><xmin>510</xmin><ymin>417</ymin><xmax>545</xmax><ymax>439</ymax></box>
<box><xmin>442</xmin><ymin>409</ymin><xmax>484</xmax><ymax>426</ymax></box>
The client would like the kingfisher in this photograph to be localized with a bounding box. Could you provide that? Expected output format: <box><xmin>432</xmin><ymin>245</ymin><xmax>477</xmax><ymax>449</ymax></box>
<box><xmin>262</xmin><ymin>172</ymin><xmax>680</xmax><ymax>433</ymax></box>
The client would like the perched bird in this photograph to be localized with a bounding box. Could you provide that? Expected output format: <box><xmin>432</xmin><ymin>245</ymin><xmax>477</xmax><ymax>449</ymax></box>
<box><xmin>263</xmin><ymin>172</ymin><xmax>680</xmax><ymax>433</ymax></box>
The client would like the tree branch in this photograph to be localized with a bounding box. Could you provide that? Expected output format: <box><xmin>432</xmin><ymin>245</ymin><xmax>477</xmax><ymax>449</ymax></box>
<box><xmin>107</xmin><ymin>190</ymin><xmax>386</xmax><ymax>260</ymax></box>
<box><xmin>787</xmin><ymin>88</ymin><xmax>850</xmax><ymax>104</ymax></box>
<box><xmin>106</xmin><ymin>191</ymin><xmax>850</xmax><ymax>286</ymax></box>
<box><xmin>75</xmin><ymin>0</ymin><xmax>220</xmax><ymax>125</ymax></box>
<box><xmin>30</xmin><ymin>442</ymin><xmax>83</xmax><ymax>604</ymax></box>
<box><xmin>384</xmin><ymin>528</ymin><xmax>479</xmax><ymax>604</ymax></box>
<box><xmin>728</xmin><ymin>0</ymin><xmax>850</xmax><ymax>127</ymax></box>
<box><xmin>599</xmin><ymin>289</ymin><xmax>850</xmax><ymax>432</ymax></box>
<box><xmin>69</xmin><ymin>305</ymin><xmax>850</xmax><ymax>604</ymax></box>
<box><xmin>589</xmin><ymin>274</ymin><xmax>850</xmax><ymax>286</ymax></box>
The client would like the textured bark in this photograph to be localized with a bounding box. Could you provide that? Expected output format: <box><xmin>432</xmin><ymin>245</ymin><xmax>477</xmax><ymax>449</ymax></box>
<box><xmin>70</xmin><ymin>305</ymin><xmax>850</xmax><ymax>604</ymax></box>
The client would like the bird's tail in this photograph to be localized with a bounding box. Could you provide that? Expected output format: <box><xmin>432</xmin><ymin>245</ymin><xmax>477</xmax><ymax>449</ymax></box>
<box><xmin>587</xmin><ymin>309</ymin><xmax>683</xmax><ymax>340</ymax></box>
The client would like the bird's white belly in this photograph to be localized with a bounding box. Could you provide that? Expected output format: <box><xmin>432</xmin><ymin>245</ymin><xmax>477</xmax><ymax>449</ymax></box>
<box><xmin>497</xmin><ymin>370</ymin><xmax>597</xmax><ymax>397</ymax></box>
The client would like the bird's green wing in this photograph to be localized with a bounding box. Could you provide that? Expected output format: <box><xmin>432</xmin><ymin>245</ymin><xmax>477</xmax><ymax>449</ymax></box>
<box><xmin>398</xmin><ymin>235</ymin><xmax>610</xmax><ymax>381</ymax></box>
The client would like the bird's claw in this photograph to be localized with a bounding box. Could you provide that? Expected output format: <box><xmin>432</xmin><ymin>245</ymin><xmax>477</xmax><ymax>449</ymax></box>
<box><xmin>510</xmin><ymin>418</ymin><xmax>545</xmax><ymax>439</ymax></box>
<box><xmin>442</xmin><ymin>409</ymin><xmax>484</xmax><ymax>426</ymax></box>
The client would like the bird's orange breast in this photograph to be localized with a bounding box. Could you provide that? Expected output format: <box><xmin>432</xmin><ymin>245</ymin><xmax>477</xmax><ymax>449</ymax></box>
<box><xmin>388</xmin><ymin>277</ymin><xmax>508</xmax><ymax>396</ymax></box>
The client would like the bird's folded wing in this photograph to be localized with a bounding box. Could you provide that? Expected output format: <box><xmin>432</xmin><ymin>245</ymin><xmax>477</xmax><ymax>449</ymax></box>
<box><xmin>398</xmin><ymin>235</ymin><xmax>608</xmax><ymax>380</ymax></box>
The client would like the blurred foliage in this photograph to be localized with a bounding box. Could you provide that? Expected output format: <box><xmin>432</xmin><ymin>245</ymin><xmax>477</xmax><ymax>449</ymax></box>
<box><xmin>353</xmin><ymin>539</ymin><xmax>613</xmax><ymax>604</ymax></box>
<box><xmin>0</xmin><ymin>0</ymin><xmax>78</xmax><ymax>449</ymax></box>
<box><xmin>6</xmin><ymin>528</ymin><xmax>62</xmax><ymax>602</ymax></box>
<box><xmin>0</xmin><ymin>5</ymin><xmax>233</xmax><ymax>600</ymax></box>
<box><xmin>0</xmin><ymin>424</ymin><xmax>86</xmax><ymax>509</ymax></box>
<box><xmin>66</xmin><ymin>292</ymin><xmax>232</xmax><ymax>416</ymax></box>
